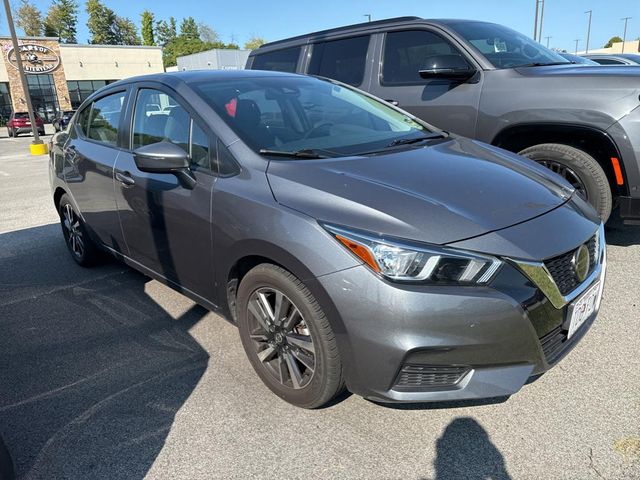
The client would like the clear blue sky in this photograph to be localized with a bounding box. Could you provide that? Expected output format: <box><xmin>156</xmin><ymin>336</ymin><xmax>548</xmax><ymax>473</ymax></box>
<box><xmin>2</xmin><ymin>0</ymin><xmax>639</xmax><ymax>53</ymax></box>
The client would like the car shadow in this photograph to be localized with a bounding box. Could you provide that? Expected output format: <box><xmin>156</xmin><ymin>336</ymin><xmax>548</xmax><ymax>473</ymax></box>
<box><xmin>427</xmin><ymin>417</ymin><xmax>512</xmax><ymax>480</ymax></box>
<box><xmin>0</xmin><ymin>223</ymin><xmax>209</xmax><ymax>479</ymax></box>
<box><xmin>605</xmin><ymin>210</ymin><xmax>640</xmax><ymax>247</ymax></box>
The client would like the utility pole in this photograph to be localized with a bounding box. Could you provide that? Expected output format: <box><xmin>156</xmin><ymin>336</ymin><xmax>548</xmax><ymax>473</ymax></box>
<box><xmin>533</xmin><ymin>0</ymin><xmax>540</xmax><ymax>41</ymax></box>
<box><xmin>364</xmin><ymin>14</ymin><xmax>371</xmax><ymax>22</ymax></box>
<box><xmin>2</xmin><ymin>0</ymin><xmax>43</xmax><ymax>148</ymax></box>
<box><xmin>621</xmin><ymin>17</ymin><xmax>632</xmax><ymax>53</ymax></box>
<box><xmin>545</xmin><ymin>35</ymin><xmax>552</xmax><ymax>48</ymax></box>
<box><xmin>574</xmin><ymin>39</ymin><xmax>580</xmax><ymax>54</ymax></box>
<box><xmin>585</xmin><ymin>10</ymin><xmax>592</xmax><ymax>54</ymax></box>
<box><xmin>538</xmin><ymin>0</ymin><xmax>545</xmax><ymax>42</ymax></box>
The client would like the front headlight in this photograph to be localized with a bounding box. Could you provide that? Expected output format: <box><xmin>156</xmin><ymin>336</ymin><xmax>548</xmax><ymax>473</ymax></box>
<box><xmin>324</xmin><ymin>224</ymin><xmax>502</xmax><ymax>284</ymax></box>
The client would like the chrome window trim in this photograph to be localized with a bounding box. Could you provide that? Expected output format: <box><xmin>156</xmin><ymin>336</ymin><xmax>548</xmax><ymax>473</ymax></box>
<box><xmin>509</xmin><ymin>223</ymin><xmax>606</xmax><ymax>309</ymax></box>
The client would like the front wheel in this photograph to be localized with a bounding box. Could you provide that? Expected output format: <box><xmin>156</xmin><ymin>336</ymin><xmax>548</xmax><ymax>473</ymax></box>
<box><xmin>58</xmin><ymin>194</ymin><xmax>101</xmax><ymax>266</ymax></box>
<box><xmin>237</xmin><ymin>264</ymin><xmax>344</xmax><ymax>408</ymax></box>
<box><xmin>519</xmin><ymin>143</ymin><xmax>613</xmax><ymax>222</ymax></box>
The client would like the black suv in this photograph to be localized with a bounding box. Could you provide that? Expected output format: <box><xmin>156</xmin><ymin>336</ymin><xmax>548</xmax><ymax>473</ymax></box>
<box><xmin>248</xmin><ymin>17</ymin><xmax>640</xmax><ymax>224</ymax></box>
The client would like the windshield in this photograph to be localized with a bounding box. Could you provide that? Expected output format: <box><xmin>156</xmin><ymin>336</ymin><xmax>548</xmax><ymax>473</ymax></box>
<box><xmin>193</xmin><ymin>76</ymin><xmax>432</xmax><ymax>157</ymax></box>
<box><xmin>447</xmin><ymin>21</ymin><xmax>570</xmax><ymax>69</ymax></box>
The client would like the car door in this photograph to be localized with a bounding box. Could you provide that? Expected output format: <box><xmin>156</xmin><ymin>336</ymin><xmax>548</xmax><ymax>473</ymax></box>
<box><xmin>113</xmin><ymin>85</ymin><xmax>217</xmax><ymax>301</ymax></box>
<box><xmin>63</xmin><ymin>89</ymin><xmax>129</xmax><ymax>251</ymax></box>
<box><xmin>368</xmin><ymin>29</ymin><xmax>483</xmax><ymax>137</ymax></box>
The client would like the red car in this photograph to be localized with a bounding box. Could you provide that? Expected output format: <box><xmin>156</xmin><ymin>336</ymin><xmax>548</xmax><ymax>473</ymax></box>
<box><xmin>6</xmin><ymin>112</ymin><xmax>45</xmax><ymax>137</ymax></box>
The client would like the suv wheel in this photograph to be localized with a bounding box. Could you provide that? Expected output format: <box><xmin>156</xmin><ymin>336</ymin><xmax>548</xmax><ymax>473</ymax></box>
<box><xmin>58</xmin><ymin>194</ymin><xmax>101</xmax><ymax>266</ymax></box>
<box><xmin>7</xmin><ymin>128</ymin><xmax>14</xmax><ymax>137</ymax></box>
<box><xmin>519</xmin><ymin>143</ymin><xmax>612</xmax><ymax>222</ymax></box>
<box><xmin>237</xmin><ymin>264</ymin><xmax>344</xmax><ymax>408</ymax></box>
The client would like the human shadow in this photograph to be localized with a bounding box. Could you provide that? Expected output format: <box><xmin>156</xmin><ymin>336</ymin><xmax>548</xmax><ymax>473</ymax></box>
<box><xmin>0</xmin><ymin>223</ymin><xmax>209</xmax><ymax>479</ymax></box>
<box><xmin>432</xmin><ymin>417</ymin><xmax>512</xmax><ymax>480</ymax></box>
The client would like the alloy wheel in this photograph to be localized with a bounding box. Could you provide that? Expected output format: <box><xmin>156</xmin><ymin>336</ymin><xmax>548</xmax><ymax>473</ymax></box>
<box><xmin>62</xmin><ymin>203</ymin><xmax>85</xmax><ymax>259</ymax></box>
<box><xmin>537</xmin><ymin>160</ymin><xmax>589</xmax><ymax>200</ymax></box>
<box><xmin>247</xmin><ymin>287</ymin><xmax>315</xmax><ymax>389</ymax></box>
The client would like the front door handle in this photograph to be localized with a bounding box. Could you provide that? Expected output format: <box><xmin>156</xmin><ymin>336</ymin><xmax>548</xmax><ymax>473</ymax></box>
<box><xmin>385</xmin><ymin>99</ymin><xmax>399</xmax><ymax>106</ymax></box>
<box><xmin>115</xmin><ymin>171</ymin><xmax>135</xmax><ymax>187</ymax></box>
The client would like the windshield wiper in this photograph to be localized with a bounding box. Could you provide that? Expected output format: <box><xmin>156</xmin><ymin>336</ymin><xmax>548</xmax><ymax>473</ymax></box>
<box><xmin>258</xmin><ymin>148</ymin><xmax>330</xmax><ymax>159</ymax></box>
<box><xmin>386</xmin><ymin>132</ymin><xmax>447</xmax><ymax>147</ymax></box>
<box><xmin>518</xmin><ymin>61</ymin><xmax>572</xmax><ymax>67</ymax></box>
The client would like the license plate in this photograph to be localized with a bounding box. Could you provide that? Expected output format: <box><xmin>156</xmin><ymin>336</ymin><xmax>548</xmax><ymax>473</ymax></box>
<box><xmin>566</xmin><ymin>281</ymin><xmax>601</xmax><ymax>339</ymax></box>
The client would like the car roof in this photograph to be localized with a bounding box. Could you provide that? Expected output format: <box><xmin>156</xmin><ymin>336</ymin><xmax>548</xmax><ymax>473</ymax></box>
<box><xmin>254</xmin><ymin>17</ymin><xmax>492</xmax><ymax>51</ymax></box>
<box><xmin>106</xmin><ymin>69</ymin><xmax>304</xmax><ymax>89</ymax></box>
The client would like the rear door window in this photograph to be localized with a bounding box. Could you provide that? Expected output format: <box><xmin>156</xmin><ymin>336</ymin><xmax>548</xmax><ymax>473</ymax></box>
<box><xmin>308</xmin><ymin>36</ymin><xmax>370</xmax><ymax>86</ymax></box>
<box><xmin>86</xmin><ymin>91</ymin><xmax>126</xmax><ymax>146</ymax></box>
<box><xmin>252</xmin><ymin>47</ymin><xmax>301</xmax><ymax>72</ymax></box>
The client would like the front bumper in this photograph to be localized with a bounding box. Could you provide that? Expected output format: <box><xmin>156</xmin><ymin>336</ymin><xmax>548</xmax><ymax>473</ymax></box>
<box><xmin>618</xmin><ymin>196</ymin><xmax>640</xmax><ymax>224</ymax></box>
<box><xmin>316</xmin><ymin>223</ymin><xmax>605</xmax><ymax>403</ymax></box>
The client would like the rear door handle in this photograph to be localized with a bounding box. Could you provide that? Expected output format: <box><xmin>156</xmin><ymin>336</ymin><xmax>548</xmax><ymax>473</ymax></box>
<box><xmin>115</xmin><ymin>171</ymin><xmax>135</xmax><ymax>186</ymax></box>
<box><xmin>385</xmin><ymin>99</ymin><xmax>399</xmax><ymax>106</ymax></box>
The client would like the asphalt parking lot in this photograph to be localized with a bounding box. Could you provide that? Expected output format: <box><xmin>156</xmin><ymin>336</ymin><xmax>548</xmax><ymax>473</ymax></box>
<box><xmin>0</xmin><ymin>130</ymin><xmax>638</xmax><ymax>480</ymax></box>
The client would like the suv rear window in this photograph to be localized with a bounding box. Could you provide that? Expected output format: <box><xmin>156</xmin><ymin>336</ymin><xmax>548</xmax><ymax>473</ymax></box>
<box><xmin>14</xmin><ymin>113</ymin><xmax>29</xmax><ymax>119</ymax></box>
<box><xmin>252</xmin><ymin>47</ymin><xmax>300</xmax><ymax>72</ymax></box>
<box><xmin>308</xmin><ymin>36</ymin><xmax>370</xmax><ymax>86</ymax></box>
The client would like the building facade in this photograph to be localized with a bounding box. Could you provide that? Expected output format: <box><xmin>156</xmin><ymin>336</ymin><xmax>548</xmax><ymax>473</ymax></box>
<box><xmin>0</xmin><ymin>37</ymin><xmax>163</xmax><ymax>122</ymax></box>
<box><xmin>176</xmin><ymin>48</ymin><xmax>250</xmax><ymax>71</ymax></box>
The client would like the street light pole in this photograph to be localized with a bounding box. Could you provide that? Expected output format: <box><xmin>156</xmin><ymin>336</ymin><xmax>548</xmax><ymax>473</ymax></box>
<box><xmin>585</xmin><ymin>10</ymin><xmax>592</xmax><ymax>54</ymax></box>
<box><xmin>533</xmin><ymin>0</ymin><xmax>540</xmax><ymax>41</ymax></box>
<box><xmin>538</xmin><ymin>0</ymin><xmax>545</xmax><ymax>42</ymax></box>
<box><xmin>574</xmin><ymin>39</ymin><xmax>580</xmax><ymax>54</ymax></box>
<box><xmin>545</xmin><ymin>35</ymin><xmax>552</xmax><ymax>48</ymax></box>
<box><xmin>364</xmin><ymin>14</ymin><xmax>371</xmax><ymax>22</ymax></box>
<box><xmin>2</xmin><ymin>0</ymin><xmax>42</xmax><ymax>146</ymax></box>
<box><xmin>621</xmin><ymin>17</ymin><xmax>632</xmax><ymax>53</ymax></box>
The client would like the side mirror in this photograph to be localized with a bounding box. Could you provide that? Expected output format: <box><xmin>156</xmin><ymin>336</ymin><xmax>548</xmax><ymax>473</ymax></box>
<box><xmin>418</xmin><ymin>54</ymin><xmax>477</xmax><ymax>81</ymax></box>
<box><xmin>133</xmin><ymin>141</ymin><xmax>196</xmax><ymax>189</ymax></box>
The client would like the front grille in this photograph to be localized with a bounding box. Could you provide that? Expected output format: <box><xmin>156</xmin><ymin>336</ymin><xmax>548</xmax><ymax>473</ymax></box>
<box><xmin>393</xmin><ymin>365</ymin><xmax>469</xmax><ymax>391</ymax></box>
<box><xmin>544</xmin><ymin>235</ymin><xmax>598</xmax><ymax>296</ymax></box>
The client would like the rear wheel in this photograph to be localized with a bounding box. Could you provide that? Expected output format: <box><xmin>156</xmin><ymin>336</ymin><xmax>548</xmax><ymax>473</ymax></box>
<box><xmin>519</xmin><ymin>143</ymin><xmax>612</xmax><ymax>222</ymax></box>
<box><xmin>58</xmin><ymin>194</ymin><xmax>101</xmax><ymax>267</ymax></box>
<box><xmin>7</xmin><ymin>128</ymin><xmax>14</xmax><ymax>137</ymax></box>
<box><xmin>237</xmin><ymin>264</ymin><xmax>344</xmax><ymax>408</ymax></box>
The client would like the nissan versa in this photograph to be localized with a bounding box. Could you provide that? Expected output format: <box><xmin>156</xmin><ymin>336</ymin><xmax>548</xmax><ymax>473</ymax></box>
<box><xmin>49</xmin><ymin>71</ymin><xmax>606</xmax><ymax>408</ymax></box>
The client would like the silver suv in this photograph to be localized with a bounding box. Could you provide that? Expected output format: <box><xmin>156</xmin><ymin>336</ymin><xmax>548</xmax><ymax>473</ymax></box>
<box><xmin>248</xmin><ymin>17</ymin><xmax>640</xmax><ymax>224</ymax></box>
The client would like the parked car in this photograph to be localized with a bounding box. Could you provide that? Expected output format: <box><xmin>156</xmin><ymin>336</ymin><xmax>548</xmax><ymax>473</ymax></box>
<box><xmin>52</xmin><ymin>110</ymin><xmax>76</xmax><ymax>132</ymax></box>
<box><xmin>49</xmin><ymin>71</ymin><xmax>606</xmax><ymax>408</ymax></box>
<box><xmin>558</xmin><ymin>52</ymin><xmax>599</xmax><ymax>65</ymax></box>
<box><xmin>582</xmin><ymin>53</ymin><xmax>640</xmax><ymax>66</ymax></box>
<box><xmin>6</xmin><ymin>112</ymin><xmax>45</xmax><ymax>137</ymax></box>
<box><xmin>247</xmin><ymin>17</ymin><xmax>640</xmax><ymax>224</ymax></box>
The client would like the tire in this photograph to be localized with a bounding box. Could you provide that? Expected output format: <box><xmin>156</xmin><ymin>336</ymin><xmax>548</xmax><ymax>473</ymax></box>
<box><xmin>237</xmin><ymin>264</ymin><xmax>344</xmax><ymax>408</ymax></box>
<box><xmin>519</xmin><ymin>143</ymin><xmax>612</xmax><ymax>222</ymax></box>
<box><xmin>6</xmin><ymin>128</ymin><xmax>12</xmax><ymax>138</ymax></box>
<box><xmin>58</xmin><ymin>194</ymin><xmax>101</xmax><ymax>267</ymax></box>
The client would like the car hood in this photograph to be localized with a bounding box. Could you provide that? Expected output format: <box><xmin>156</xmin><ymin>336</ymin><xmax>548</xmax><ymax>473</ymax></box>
<box><xmin>515</xmin><ymin>64</ymin><xmax>640</xmax><ymax>77</ymax></box>
<box><xmin>266</xmin><ymin>137</ymin><xmax>574</xmax><ymax>245</ymax></box>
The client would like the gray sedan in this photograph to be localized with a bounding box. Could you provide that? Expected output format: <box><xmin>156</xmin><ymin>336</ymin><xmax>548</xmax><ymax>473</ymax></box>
<box><xmin>49</xmin><ymin>71</ymin><xmax>605</xmax><ymax>408</ymax></box>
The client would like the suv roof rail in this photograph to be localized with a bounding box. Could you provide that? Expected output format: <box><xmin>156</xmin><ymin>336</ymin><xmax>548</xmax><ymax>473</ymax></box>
<box><xmin>257</xmin><ymin>16</ymin><xmax>422</xmax><ymax>49</ymax></box>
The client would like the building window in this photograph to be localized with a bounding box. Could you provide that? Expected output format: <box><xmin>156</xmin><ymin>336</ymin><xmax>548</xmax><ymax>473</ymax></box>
<box><xmin>67</xmin><ymin>80</ymin><xmax>116</xmax><ymax>109</ymax></box>
<box><xmin>26</xmin><ymin>74</ymin><xmax>60</xmax><ymax>123</ymax></box>
<box><xmin>0</xmin><ymin>83</ymin><xmax>11</xmax><ymax>123</ymax></box>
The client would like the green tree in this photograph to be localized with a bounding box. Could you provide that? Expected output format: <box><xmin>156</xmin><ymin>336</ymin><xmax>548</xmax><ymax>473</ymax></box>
<box><xmin>156</xmin><ymin>16</ymin><xmax>176</xmax><ymax>46</ymax></box>
<box><xmin>604</xmin><ymin>36</ymin><xmax>623</xmax><ymax>48</ymax></box>
<box><xmin>44</xmin><ymin>0</ymin><xmax>78</xmax><ymax>43</ymax></box>
<box><xmin>179</xmin><ymin>16</ymin><xmax>199</xmax><ymax>40</ymax></box>
<box><xmin>141</xmin><ymin>10</ymin><xmax>155</xmax><ymax>46</ymax></box>
<box><xmin>198</xmin><ymin>22</ymin><xmax>218</xmax><ymax>43</ymax></box>
<box><xmin>86</xmin><ymin>0</ymin><xmax>117</xmax><ymax>44</ymax></box>
<box><xmin>225</xmin><ymin>42</ymin><xmax>239</xmax><ymax>50</ymax></box>
<box><xmin>15</xmin><ymin>0</ymin><xmax>43</xmax><ymax>37</ymax></box>
<box><xmin>244</xmin><ymin>36</ymin><xmax>265</xmax><ymax>50</ymax></box>
<box><xmin>114</xmin><ymin>16</ymin><xmax>141</xmax><ymax>45</ymax></box>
